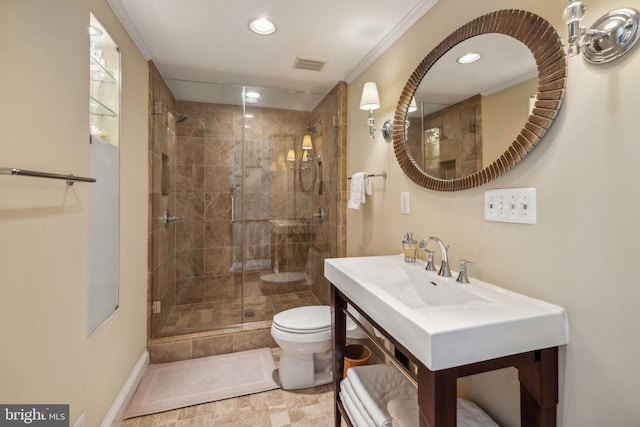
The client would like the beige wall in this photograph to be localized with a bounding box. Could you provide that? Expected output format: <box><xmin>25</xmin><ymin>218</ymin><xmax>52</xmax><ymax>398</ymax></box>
<box><xmin>347</xmin><ymin>0</ymin><xmax>640</xmax><ymax>425</ymax></box>
<box><xmin>0</xmin><ymin>1</ymin><xmax>148</xmax><ymax>426</ymax></box>
<box><xmin>482</xmin><ymin>78</ymin><xmax>538</xmax><ymax>168</ymax></box>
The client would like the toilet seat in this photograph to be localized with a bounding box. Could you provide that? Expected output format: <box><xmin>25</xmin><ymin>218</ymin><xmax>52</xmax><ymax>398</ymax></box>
<box><xmin>272</xmin><ymin>305</ymin><xmax>331</xmax><ymax>334</ymax></box>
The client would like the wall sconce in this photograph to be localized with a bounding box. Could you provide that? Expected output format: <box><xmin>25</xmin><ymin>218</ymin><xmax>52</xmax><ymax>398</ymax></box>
<box><xmin>302</xmin><ymin>134</ymin><xmax>313</xmax><ymax>151</ymax></box>
<box><xmin>286</xmin><ymin>149</ymin><xmax>295</xmax><ymax>162</ymax></box>
<box><xmin>359</xmin><ymin>82</ymin><xmax>381</xmax><ymax>139</ymax></box>
<box><xmin>300</xmin><ymin>134</ymin><xmax>321</xmax><ymax>165</ymax></box>
<box><xmin>562</xmin><ymin>1</ymin><xmax>639</xmax><ymax>63</ymax></box>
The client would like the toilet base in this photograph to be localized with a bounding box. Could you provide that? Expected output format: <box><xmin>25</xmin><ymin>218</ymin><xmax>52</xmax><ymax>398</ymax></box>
<box><xmin>278</xmin><ymin>349</ymin><xmax>333</xmax><ymax>390</ymax></box>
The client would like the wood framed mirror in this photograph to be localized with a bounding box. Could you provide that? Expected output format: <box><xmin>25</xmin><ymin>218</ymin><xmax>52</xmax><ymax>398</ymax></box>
<box><xmin>392</xmin><ymin>9</ymin><xmax>566</xmax><ymax>191</ymax></box>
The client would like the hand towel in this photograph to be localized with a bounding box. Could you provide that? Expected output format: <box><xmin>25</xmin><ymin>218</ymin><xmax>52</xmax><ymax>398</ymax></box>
<box><xmin>348</xmin><ymin>172</ymin><xmax>372</xmax><ymax>210</ymax></box>
<box><xmin>347</xmin><ymin>364</ymin><xmax>417</xmax><ymax>427</ymax></box>
<box><xmin>341</xmin><ymin>378</ymin><xmax>376</xmax><ymax>427</ymax></box>
<box><xmin>387</xmin><ymin>397</ymin><xmax>499</xmax><ymax>427</ymax></box>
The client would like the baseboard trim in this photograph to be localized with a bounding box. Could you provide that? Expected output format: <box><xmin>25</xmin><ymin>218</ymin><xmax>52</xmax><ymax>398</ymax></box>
<box><xmin>101</xmin><ymin>350</ymin><xmax>149</xmax><ymax>427</ymax></box>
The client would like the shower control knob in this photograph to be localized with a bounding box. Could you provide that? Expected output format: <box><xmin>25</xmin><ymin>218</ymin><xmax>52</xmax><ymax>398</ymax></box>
<box><xmin>312</xmin><ymin>207</ymin><xmax>326</xmax><ymax>223</ymax></box>
<box><xmin>163</xmin><ymin>209</ymin><xmax>182</xmax><ymax>228</ymax></box>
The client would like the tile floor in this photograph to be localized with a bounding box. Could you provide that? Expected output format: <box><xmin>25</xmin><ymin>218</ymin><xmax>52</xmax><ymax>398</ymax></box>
<box><xmin>160</xmin><ymin>291</ymin><xmax>320</xmax><ymax>335</ymax></box>
<box><xmin>121</xmin><ymin>348</ymin><xmax>339</xmax><ymax>427</ymax></box>
<box><xmin>120</xmin><ymin>383</ymin><xmax>335</xmax><ymax>427</ymax></box>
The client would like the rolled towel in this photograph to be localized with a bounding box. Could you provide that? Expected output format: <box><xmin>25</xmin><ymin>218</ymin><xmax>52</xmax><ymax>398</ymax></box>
<box><xmin>387</xmin><ymin>397</ymin><xmax>500</xmax><ymax>427</ymax></box>
<box><xmin>347</xmin><ymin>364</ymin><xmax>417</xmax><ymax>427</ymax></box>
<box><xmin>340</xmin><ymin>390</ymin><xmax>371</xmax><ymax>427</ymax></box>
<box><xmin>341</xmin><ymin>378</ymin><xmax>376</xmax><ymax>427</ymax></box>
<box><xmin>348</xmin><ymin>172</ymin><xmax>372</xmax><ymax>210</ymax></box>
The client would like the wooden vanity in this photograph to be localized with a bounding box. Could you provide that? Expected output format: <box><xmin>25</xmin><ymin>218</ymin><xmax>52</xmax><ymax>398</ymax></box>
<box><xmin>331</xmin><ymin>286</ymin><xmax>560</xmax><ymax>427</ymax></box>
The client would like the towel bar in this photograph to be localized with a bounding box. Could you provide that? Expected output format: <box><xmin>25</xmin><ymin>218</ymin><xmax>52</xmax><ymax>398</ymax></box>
<box><xmin>347</xmin><ymin>171</ymin><xmax>387</xmax><ymax>180</ymax></box>
<box><xmin>0</xmin><ymin>167</ymin><xmax>96</xmax><ymax>185</ymax></box>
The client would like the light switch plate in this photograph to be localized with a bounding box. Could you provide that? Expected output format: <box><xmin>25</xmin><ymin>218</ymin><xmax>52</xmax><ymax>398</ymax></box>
<box><xmin>484</xmin><ymin>188</ymin><xmax>536</xmax><ymax>224</ymax></box>
<box><xmin>401</xmin><ymin>192</ymin><xmax>410</xmax><ymax>214</ymax></box>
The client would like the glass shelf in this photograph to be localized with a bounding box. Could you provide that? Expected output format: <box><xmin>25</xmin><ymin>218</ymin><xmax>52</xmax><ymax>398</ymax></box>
<box><xmin>90</xmin><ymin>55</ymin><xmax>118</xmax><ymax>84</ymax></box>
<box><xmin>90</xmin><ymin>96</ymin><xmax>117</xmax><ymax>117</ymax></box>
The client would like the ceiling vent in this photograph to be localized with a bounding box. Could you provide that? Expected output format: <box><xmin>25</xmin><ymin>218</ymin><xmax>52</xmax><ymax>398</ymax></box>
<box><xmin>293</xmin><ymin>56</ymin><xmax>326</xmax><ymax>72</ymax></box>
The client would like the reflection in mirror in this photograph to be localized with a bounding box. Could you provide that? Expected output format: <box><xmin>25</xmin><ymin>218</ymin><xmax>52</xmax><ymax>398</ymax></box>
<box><xmin>392</xmin><ymin>10</ymin><xmax>567</xmax><ymax>191</ymax></box>
<box><xmin>406</xmin><ymin>34</ymin><xmax>538</xmax><ymax>180</ymax></box>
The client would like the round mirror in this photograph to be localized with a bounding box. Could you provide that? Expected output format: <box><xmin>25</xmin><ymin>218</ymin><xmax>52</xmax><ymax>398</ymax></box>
<box><xmin>392</xmin><ymin>10</ymin><xmax>567</xmax><ymax>191</ymax></box>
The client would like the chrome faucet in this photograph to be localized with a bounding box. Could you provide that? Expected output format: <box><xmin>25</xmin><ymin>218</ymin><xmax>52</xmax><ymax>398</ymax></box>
<box><xmin>419</xmin><ymin>237</ymin><xmax>451</xmax><ymax>277</ymax></box>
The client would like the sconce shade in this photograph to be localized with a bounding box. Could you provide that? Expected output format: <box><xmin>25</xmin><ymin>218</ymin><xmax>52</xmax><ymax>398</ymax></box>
<box><xmin>302</xmin><ymin>134</ymin><xmax>313</xmax><ymax>150</ymax></box>
<box><xmin>286</xmin><ymin>149</ymin><xmax>295</xmax><ymax>162</ymax></box>
<box><xmin>408</xmin><ymin>97</ymin><xmax>418</xmax><ymax>113</ymax></box>
<box><xmin>359</xmin><ymin>82</ymin><xmax>381</xmax><ymax>110</ymax></box>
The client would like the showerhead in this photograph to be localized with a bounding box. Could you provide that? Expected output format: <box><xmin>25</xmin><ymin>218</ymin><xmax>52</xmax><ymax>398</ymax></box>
<box><xmin>306</xmin><ymin>118</ymin><xmax>323</xmax><ymax>134</ymax></box>
<box><xmin>166</xmin><ymin>108</ymin><xmax>189</xmax><ymax>124</ymax></box>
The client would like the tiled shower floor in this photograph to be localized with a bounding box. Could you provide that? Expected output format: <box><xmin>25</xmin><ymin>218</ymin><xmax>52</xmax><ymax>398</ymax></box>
<box><xmin>160</xmin><ymin>291</ymin><xmax>321</xmax><ymax>335</ymax></box>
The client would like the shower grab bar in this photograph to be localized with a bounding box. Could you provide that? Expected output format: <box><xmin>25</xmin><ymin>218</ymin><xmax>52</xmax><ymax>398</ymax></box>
<box><xmin>347</xmin><ymin>171</ymin><xmax>387</xmax><ymax>180</ymax></box>
<box><xmin>0</xmin><ymin>167</ymin><xmax>96</xmax><ymax>185</ymax></box>
<box><xmin>230</xmin><ymin>194</ymin><xmax>235</xmax><ymax>223</ymax></box>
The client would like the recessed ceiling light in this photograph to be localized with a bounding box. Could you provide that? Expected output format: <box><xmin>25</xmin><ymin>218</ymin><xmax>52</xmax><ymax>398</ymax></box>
<box><xmin>245</xmin><ymin>97</ymin><xmax>259</xmax><ymax>104</ymax></box>
<box><xmin>244</xmin><ymin>114</ymin><xmax>254</xmax><ymax>118</ymax></box>
<box><xmin>89</xmin><ymin>25</ymin><xmax>103</xmax><ymax>37</ymax></box>
<box><xmin>249</xmin><ymin>18</ymin><xmax>276</xmax><ymax>35</ymax></box>
<box><xmin>457</xmin><ymin>52</ymin><xmax>482</xmax><ymax>64</ymax></box>
<box><xmin>245</xmin><ymin>91</ymin><xmax>261</xmax><ymax>99</ymax></box>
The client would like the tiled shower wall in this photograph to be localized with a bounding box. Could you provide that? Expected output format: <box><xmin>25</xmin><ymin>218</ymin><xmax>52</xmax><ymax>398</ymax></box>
<box><xmin>173</xmin><ymin>101</ymin><xmax>313</xmax><ymax>307</ymax></box>
<box><xmin>148</xmin><ymin>75</ymin><xmax>348</xmax><ymax>346</ymax></box>
<box><xmin>308</xmin><ymin>81</ymin><xmax>348</xmax><ymax>305</ymax></box>
<box><xmin>148</xmin><ymin>62</ymin><xmax>177</xmax><ymax>336</ymax></box>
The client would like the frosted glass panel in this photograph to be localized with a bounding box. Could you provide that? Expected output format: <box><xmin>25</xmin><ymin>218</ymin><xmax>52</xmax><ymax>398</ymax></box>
<box><xmin>88</xmin><ymin>14</ymin><xmax>120</xmax><ymax>334</ymax></box>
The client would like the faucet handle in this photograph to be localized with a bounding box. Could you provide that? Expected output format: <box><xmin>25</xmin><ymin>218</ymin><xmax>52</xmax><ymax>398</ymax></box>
<box><xmin>456</xmin><ymin>259</ymin><xmax>475</xmax><ymax>284</ymax></box>
<box><xmin>424</xmin><ymin>250</ymin><xmax>436</xmax><ymax>271</ymax></box>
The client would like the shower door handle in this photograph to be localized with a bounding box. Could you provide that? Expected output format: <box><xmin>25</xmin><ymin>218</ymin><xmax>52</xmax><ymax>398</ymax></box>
<box><xmin>230</xmin><ymin>194</ymin><xmax>235</xmax><ymax>223</ymax></box>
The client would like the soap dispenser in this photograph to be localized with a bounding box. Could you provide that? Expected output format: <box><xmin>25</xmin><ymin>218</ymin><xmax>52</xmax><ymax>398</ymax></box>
<box><xmin>402</xmin><ymin>232</ymin><xmax>418</xmax><ymax>263</ymax></box>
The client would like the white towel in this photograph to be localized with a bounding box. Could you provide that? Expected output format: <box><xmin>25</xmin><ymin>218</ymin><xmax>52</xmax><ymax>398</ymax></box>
<box><xmin>340</xmin><ymin>391</ymin><xmax>371</xmax><ymax>427</ymax></box>
<box><xmin>387</xmin><ymin>397</ymin><xmax>499</xmax><ymax>427</ymax></box>
<box><xmin>341</xmin><ymin>378</ymin><xmax>376</xmax><ymax>427</ymax></box>
<box><xmin>348</xmin><ymin>172</ymin><xmax>372</xmax><ymax>210</ymax></box>
<box><xmin>347</xmin><ymin>364</ymin><xmax>417</xmax><ymax>427</ymax></box>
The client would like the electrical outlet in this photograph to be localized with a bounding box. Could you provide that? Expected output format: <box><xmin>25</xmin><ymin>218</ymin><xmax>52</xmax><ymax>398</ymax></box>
<box><xmin>484</xmin><ymin>188</ymin><xmax>536</xmax><ymax>224</ymax></box>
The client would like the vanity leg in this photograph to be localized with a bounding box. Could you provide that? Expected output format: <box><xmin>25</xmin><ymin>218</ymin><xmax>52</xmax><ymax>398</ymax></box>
<box><xmin>417</xmin><ymin>365</ymin><xmax>457</xmax><ymax>427</ymax></box>
<box><xmin>331</xmin><ymin>287</ymin><xmax>348</xmax><ymax>427</ymax></box>
<box><xmin>518</xmin><ymin>347</ymin><xmax>559</xmax><ymax>427</ymax></box>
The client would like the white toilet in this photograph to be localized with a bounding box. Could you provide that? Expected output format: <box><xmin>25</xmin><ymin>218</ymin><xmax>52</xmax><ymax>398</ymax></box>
<box><xmin>271</xmin><ymin>305</ymin><xmax>368</xmax><ymax>390</ymax></box>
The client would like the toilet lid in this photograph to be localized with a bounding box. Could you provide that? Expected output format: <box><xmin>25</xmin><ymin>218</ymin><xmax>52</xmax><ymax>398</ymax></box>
<box><xmin>273</xmin><ymin>305</ymin><xmax>331</xmax><ymax>334</ymax></box>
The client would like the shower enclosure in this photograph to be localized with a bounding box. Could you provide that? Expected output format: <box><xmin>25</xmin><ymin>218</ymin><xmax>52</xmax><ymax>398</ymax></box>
<box><xmin>149</xmin><ymin>67</ymin><xmax>347</xmax><ymax>340</ymax></box>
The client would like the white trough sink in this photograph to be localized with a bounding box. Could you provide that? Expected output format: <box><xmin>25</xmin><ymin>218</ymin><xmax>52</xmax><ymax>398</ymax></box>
<box><xmin>325</xmin><ymin>254</ymin><xmax>568</xmax><ymax>370</ymax></box>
